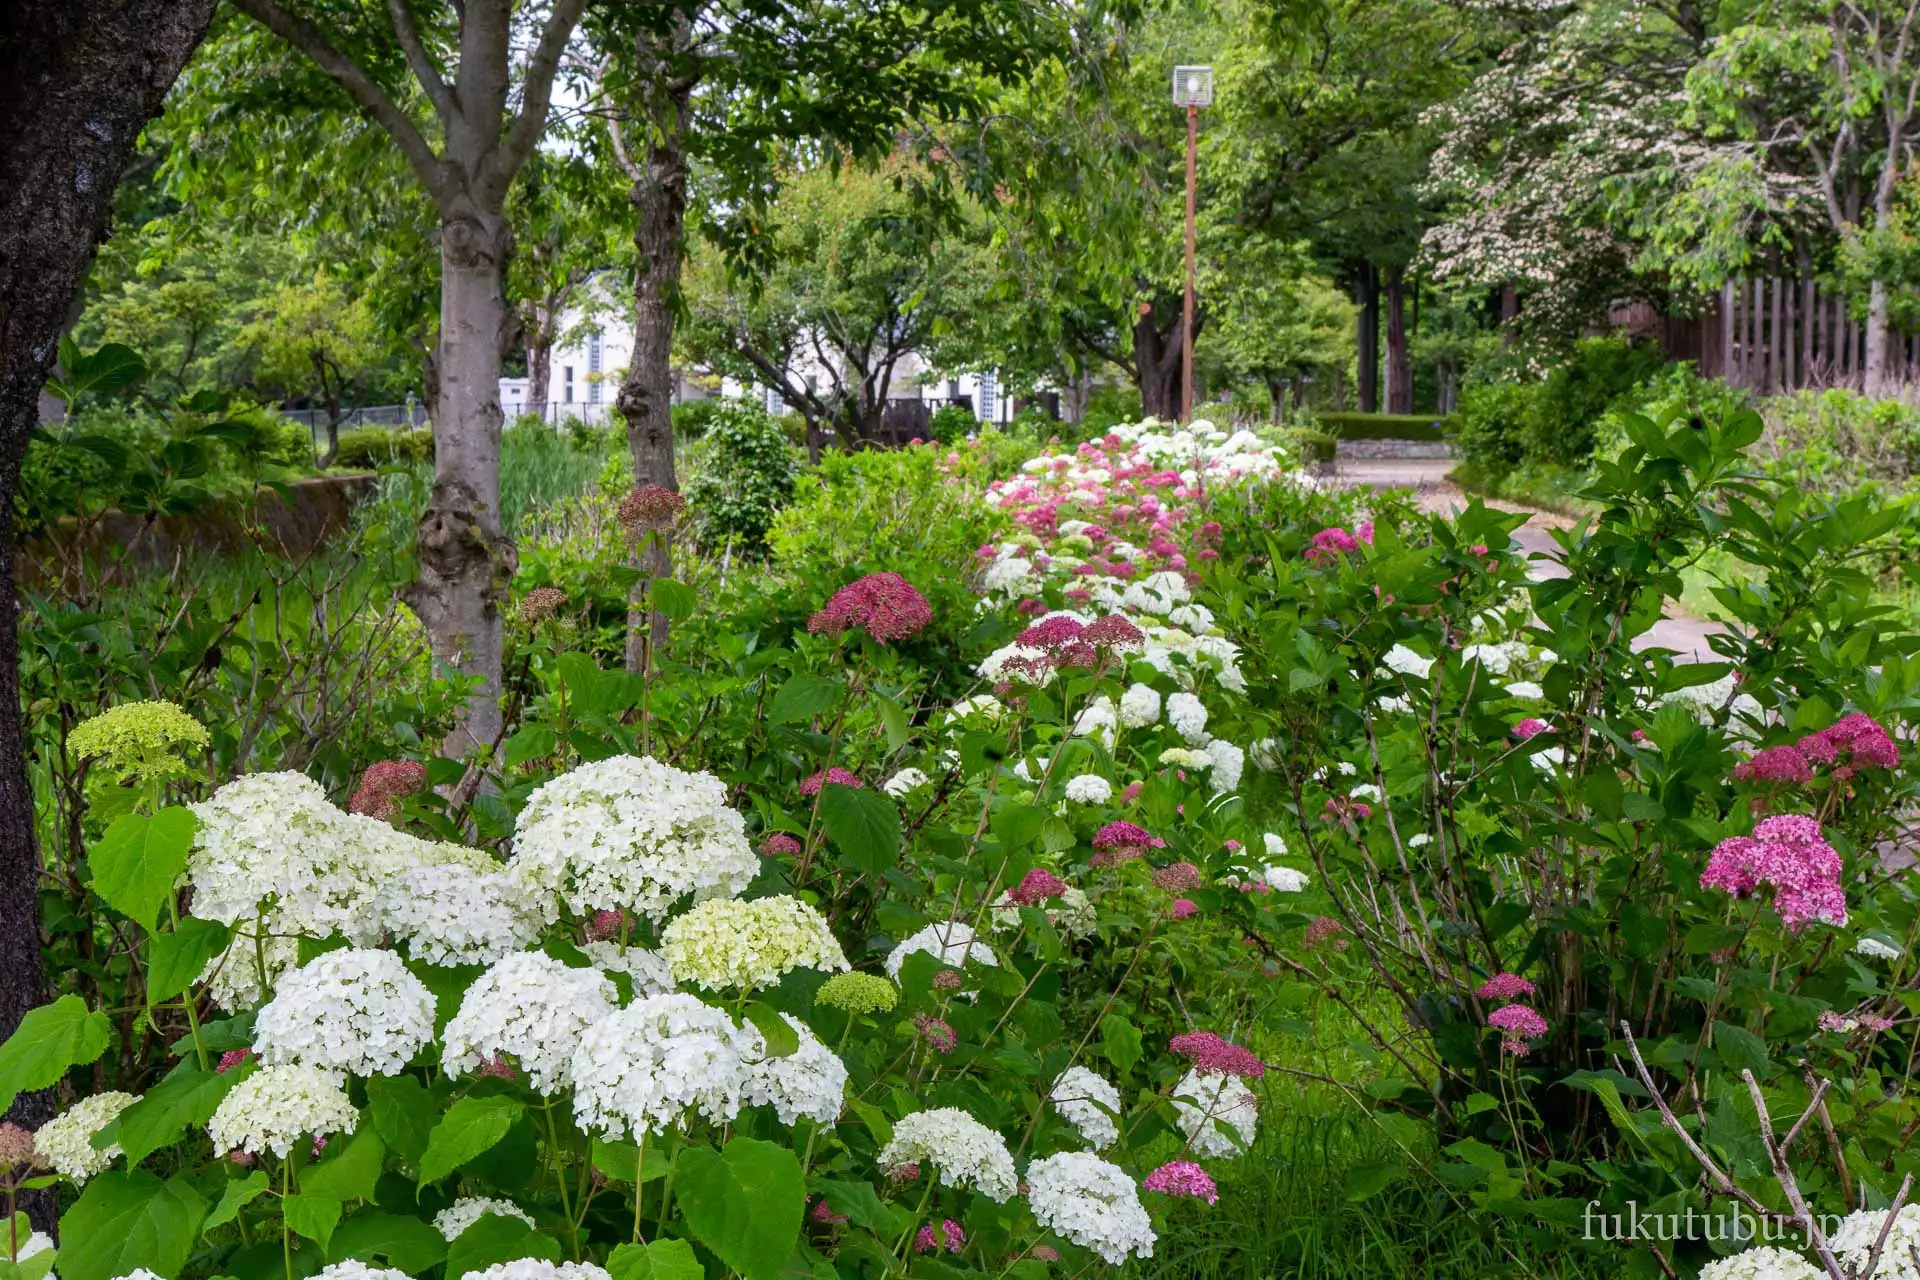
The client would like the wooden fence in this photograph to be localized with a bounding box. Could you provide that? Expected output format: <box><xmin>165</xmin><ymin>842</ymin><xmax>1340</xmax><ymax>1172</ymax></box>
<box><xmin>1611</xmin><ymin>279</ymin><xmax>1920</xmax><ymax>393</ymax></box>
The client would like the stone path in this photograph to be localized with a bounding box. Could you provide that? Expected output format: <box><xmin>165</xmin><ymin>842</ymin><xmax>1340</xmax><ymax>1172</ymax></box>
<box><xmin>1328</xmin><ymin>456</ymin><xmax>1727</xmax><ymax>660</ymax></box>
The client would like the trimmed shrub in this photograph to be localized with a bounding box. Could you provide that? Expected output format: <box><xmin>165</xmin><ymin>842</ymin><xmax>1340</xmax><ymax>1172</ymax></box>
<box><xmin>683</xmin><ymin>400</ymin><xmax>796</xmax><ymax>555</ymax></box>
<box><xmin>332</xmin><ymin>427</ymin><xmax>432</xmax><ymax>468</ymax></box>
<box><xmin>1314</xmin><ymin>412</ymin><xmax>1453</xmax><ymax>441</ymax></box>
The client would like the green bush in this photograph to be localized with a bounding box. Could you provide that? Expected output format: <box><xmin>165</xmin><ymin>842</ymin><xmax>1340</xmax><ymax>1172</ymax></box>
<box><xmin>1754</xmin><ymin>387</ymin><xmax>1920</xmax><ymax>491</ymax></box>
<box><xmin>1454</xmin><ymin>336</ymin><xmax>1668</xmax><ymax>477</ymax></box>
<box><xmin>1082</xmin><ymin>382</ymin><xmax>1142</xmax><ymax>432</ymax></box>
<box><xmin>332</xmin><ymin>426</ymin><xmax>432</xmax><ymax>468</ymax></box>
<box><xmin>1314</xmin><ymin>412</ymin><xmax>1453</xmax><ymax>441</ymax></box>
<box><xmin>671</xmin><ymin>397</ymin><xmax>732</xmax><ymax>440</ymax></box>
<box><xmin>1279</xmin><ymin>426</ymin><xmax>1337</xmax><ymax>464</ymax></box>
<box><xmin>683</xmin><ymin>400</ymin><xmax>797</xmax><ymax>554</ymax></box>
<box><xmin>926</xmin><ymin>401</ymin><xmax>977</xmax><ymax>444</ymax></box>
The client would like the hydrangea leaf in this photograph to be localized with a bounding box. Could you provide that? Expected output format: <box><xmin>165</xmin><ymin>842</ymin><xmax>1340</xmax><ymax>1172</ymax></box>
<box><xmin>443</xmin><ymin>1211</ymin><xmax>560</xmax><ymax>1279</ymax></box>
<box><xmin>418</xmin><ymin>1095</ymin><xmax>522</xmax><ymax>1185</ymax></box>
<box><xmin>673</xmin><ymin>1138</ymin><xmax>805</xmax><ymax>1280</ymax></box>
<box><xmin>768</xmin><ymin>673</ymin><xmax>841</xmax><ymax>726</ymax></box>
<box><xmin>818</xmin><ymin>784</ymin><xmax>899</xmax><ymax>877</ymax></box>
<box><xmin>203</xmin><ymin>1171</ymin><xmax>270</xmax><ymax>1231</ymax></box>
<box><xmin>282</xmin><ymin>1193</ymin><xmax>343</xmax><ymax>1249</ymax></box>
<box><xmin>55</xmin><ymin>1169</ymin><xmax>206</xmax><ymax>1280</ymax></box>
<box><xmin>96</xmin><ymin>1063</ymin><xmax>239</xmax><ymax>1165</ymax></box>
<box><xmin>0</xmin><ymin>995</ymin><xmax>112</xmax><ymax>1112</ymax></box>
<box><xmin>302</xmin><ymin>1129</ymin><xmax>388</xmax><ymax>1202</ymax></box>
<box><xmin>609</xmin><ymin>1239</ymin><xmax>703</xmax><ymax>1280</ymax></box>
<box><xmin>145</xmin><ymin>918</ymin><xmax>231</xmax><ymax>1004</ymax></box>
<box><xmin>87</xmin><ymin>808</ymin><xmax>196</xmax><ymax>931</ymax></box>
<box><xmin>326</xmin><ymin>1212</ymin><xmax>448</xmax><ymax>1273</ymax></box>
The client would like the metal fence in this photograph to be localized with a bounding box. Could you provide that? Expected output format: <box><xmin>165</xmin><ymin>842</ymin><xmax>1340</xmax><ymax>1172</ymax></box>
<box><xmin>278</xmin><ymin>404</ymin><xmax>425</xmax><ymax>432</ymax></box>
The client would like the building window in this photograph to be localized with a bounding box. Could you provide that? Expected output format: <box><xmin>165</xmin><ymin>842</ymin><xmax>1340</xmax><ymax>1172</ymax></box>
<box><xmin>977</xmin><ymin>371</ymin><xmax>997</xmax><ymax>422</ymax></box>
<box><xmin>564</xmin><ymin>365</ymin><xmax>574</xmax><ymax>404</ymax></box>
<box><xmin>587</xmin><ymin>331</ymin><xmax>603</xmax><ymax>405</ymax></box>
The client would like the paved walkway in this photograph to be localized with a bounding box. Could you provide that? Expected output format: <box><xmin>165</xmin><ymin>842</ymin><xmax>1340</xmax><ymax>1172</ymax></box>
<box><xmin>1328</xmin><ymin>457</ymin><xmax>1726</xmax><ymax>660</ymax></box>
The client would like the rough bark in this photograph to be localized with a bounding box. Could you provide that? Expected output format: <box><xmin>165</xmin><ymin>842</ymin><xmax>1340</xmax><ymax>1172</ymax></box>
<box><xmin>612</xmin><ymin>14</ymin><xmax>696</xmax><ymax>673</ymax></box>
<box><xmin>403</xmin><ymin>208</ymin><xmax>516</xmax><ymax>758</ymax></box>
<box><xmin>0</xmin><ymin>0</ymin><xmax>217</xmax><ymax>1229</ymax></box>
<box><xmin>1356</xmin><ymin>264</ymin><xmax>1379</xmax><ymax>414</ymax></box>
<box><xmin>1133</xmin><ymin>305</ymin><xmax>1195</xmax><ymax>422</ymax></box>
<box><xmin>1863</xmin><ymin>277</ymin><xmax>1893</xmax><ymax>396</ymax></box>
<box><xmin>1385</xmin><ymin>269</ymin><xmax>1412</xmax><ymax>414</ymax></box>
<box><xmin>527</xmin><ymin>324</ymin><xmax>554</xmax><ymax>424</ymax></box>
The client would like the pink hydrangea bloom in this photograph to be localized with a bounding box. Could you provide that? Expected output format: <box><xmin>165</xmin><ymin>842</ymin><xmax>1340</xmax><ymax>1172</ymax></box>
<box><xmin>216</xmin><ymin>1048</ymin><xmax>256</xmax><ymax>1074</ymax></box>
<box><xmin>914</xmin><ymin>1015</ymin><xmax>957</xmax><ymax>1054</ymax></box>
<box><xmin>1170</xmin><ymin>898</ymin><xmax>1198</xmax><ymax>919</ymax></box>
<box><xmin>1475</xmin><ymin>973</ymin><xmax>1536</xmax><ymax>1002</ymax></box>
<box><xmin>762</xmin><ymin>833</ymin><xmax>803</xmax><ymax>857</ymax></box>
<box><xmin>1700</xmin><ymin>814</ymin><xmax>1847</xmax><ymax>929</ymax></box>
<box><xmin>1511</xmin><ymin>719</ymin><xmax>1550</xmax><ymax>741</ymax></box>
<box><xmin>800</xmin><ymin>767</ymin><xmax>864</xmax><ymax>796</ymax></box>
<box><xmin>348</xmin><ymin>759</ymin><xmax>427</xmax><ymax>823</ymax></box>
<box><xmin>1487</xmin><ymin>1003</ymin><xmax>1549</xmax><ymax>1055</ymax></box>
<box><xmin>811</xmin><ymin>1199</ymin><xmax>849</xmax><ymax>1226</ymax></box>
<box><xmin>1008</xmin><ymin>868</ymin><xmax>1069</xmax><ymax>906</ymax></box>
<box><xmin>1304</xmin><ymin>526</ymin><xmax>1361</xmax><ymax>562</ymax></box>
<box><xmin>1169</xmin><ymin>1031</ymin><xmax>1266</xmax><ymax>1078</ymax></box>
<box><xmin>1084</xmin><ymin>615</ymin><xmax>1147</xmax><ymax>651</ymax></box>
<box><xmin>1092</xmin><ymin>820</ymin><xmax>1165</xmax><ymax>857</ymax></box>
<box><xmin>1304</xmin><ymin>916</ymin><xmax>1347</xmax><ymax>949</ymax></box>
<box><xmin>1029</xmin><ymin>1246</ymin><xmax>1060</xmax><ymax>1262</ymax></box>
<box><xmin>585</xmin><ymin>909</ymin><xmax>632</xmax><ymax>941</ymax></box>
<box><xmin>1142</xmin><ymin>1160</ymin><xmax>1219</xmax><ymax>1203</ymax></box>
<box><xmin>915</xmin><ymin>1221</ymin><xmax>965</xmax><ymax>1254</ymax></box>
<box><xmin>806</xmin><ymin>572</ymin><xmax>933</xmax><ymax>643</ymax></box>
<box><xmin>1734</xmin><ymin>746</ymin><xmax>1814</xmax><ymax>784</ymax></box>
<box><xmin>1151</xmin><ymin>861</ymin><xmax>1202</xmax><ymax>892</ymax></box>
<box><xmin>1798</xmin><ymin>712</ymin><xmax>1899</xmax><ymax>774</ymax></box>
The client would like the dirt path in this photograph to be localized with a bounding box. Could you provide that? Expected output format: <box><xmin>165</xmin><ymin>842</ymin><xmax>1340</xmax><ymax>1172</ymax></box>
<box><xmin>1328</xmin><ymin>457</ymin><xmax>1726</xmax><ymax>660</ymax></box>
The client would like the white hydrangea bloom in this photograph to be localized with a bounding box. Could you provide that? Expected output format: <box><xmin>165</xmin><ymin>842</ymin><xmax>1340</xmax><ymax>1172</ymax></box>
<box><xmin>1054</xmin><ymin>887</ymin><xmax>1098</xmax><ymax>937</ymax></box>
<box><xmin>570</xmin><ymin>994</ymin><xmax>757</xmax><ymax>1138</ymax></box>
<box><xmin>1026</xmin><ymin>1151</ymin><xmax>1156</xmax><ymax>1265</ymax></box>
<box><xmin>15</xmin><ymin>1233</ymin><xmax>54</xmax><ymax>1280</ymax></box>
<box><xmin>443</xmin><ymin>951</ymin><xmax>618</xmax><ymax>1094</ymax></box>
<box><xmin>1349</xmin><ymin>783</ymin><xmax>1382</xmax><ymax>803</ymax></box>
<box><xmin>508</xmin><ymin>756</ymin><xmax>757</xmax><ymax>922</ymax></box>
<box><xmin>254</xmin><ymin>948</ymin><xmax>436</xmax><ymax>1077</ymax></box>
<box><xmin>1504</xmin><ymin>681</ymin><xmax>1544</xmax><ymax>701</ymax></box>
<box><xmin>1118</xmin><ymin>683</ymin><xmax>1161</xmax><ymax>728</ymax></box>
<box><xmin>1049</xmin><ymin>1066</ymin><xmax>1121</xmax><ymax>1150</ymax></box>
<box><xmin>885</xmin><ymin>921</ymin><xmax>997</xmax><ymax>978</ymax></box>
<box><xmin>1063</xmin><ymin>775</ymin><xmax>1113</xmax><ymax>805</ymax></box>
<box><xmin>876</xmin><ymin>1108</ymin><xmax>1017</xmax><ymax>1201</ymax></box>
<box><xmin>34</xmin><ymin>1091</ymin><xmax>138</xmax><ymax>1183</ymax></box>
<box><xmin>433</xmin><ymin>1197</ymin><xmax>536</xmax><ymax>1241</ymax></box>
<box><xmin>981</xmin><ymin>553</ymin><xmax>1039</xmax><ymax>599</ymax></box>
<box><xmin>945</xmin><ymin>694</ymin><xmax>1005</xmax><ymax>723</ymax></box>
<box><xmin>201</xmin><ymin>925</ymin><xmax>303</xmax><ymax>1013</ymax></box>
<box><xmin>1379</xmin><ymin>645</ymin><xmax>1435</xmax><ymax>679</ymax></box>
<box><xmin>978</xmin><ymin>642</ymin><xmax>1054</xmax><ymax>685</ymax></box>
<box><xmin>1696</xmin><ymin>1247</ymin><xmax>1822</xmax><ymax>1280</ymax></box>
<box><xmin>1832</xmin><ymin>1205</ymin><xmax>1920</xmax><ymax>1279</ymax></box>
<box><xmin>741</xmin><ymin>1014</ymin><xmax>847</xmax><ymax>1126</ymax></box>
<box><xmin>108</xmin><ymin>1272</ymin><xmax>165</xmax><ymax>1280</ymax></box>
<box><xmin>1461</xmin><ymin>641</ymin><xmax>1526</xmax><ymax>676</ymax></box>
<box><xmin>1158</xmin><ymin>747</ymin><xmax>1211</xmax><ymax>770</ymax></box>
<box><xmin>1167</xmin><ymin>603</ymin><xmax>1214</xmax><ymax>632</ymax></box>
<box><xmin>1375</xmin><ymin>694</ymin><xmax>1414</xmax><ymax>715</ymax></box>
<box><xmin>314</xmin><ymin>1265</ymin><xmax>410</xmax><ymax>1280</ymax></box>
<box><xmin>373</xmin><ymin>864</ymin><xmax>546</xmax><ymax>966</ymax></box>
<box><xmin>1262</xmin><ymin>866</ymin><xmax>1309</xmax><ymax>893</ymax></box>
<box><xmin>458</xmin><ymin>1263</ymin><xmax>612</xmax><ymax>1280</ymax></box>
<box><xmin>208</xmin><ymin>1064</ymin><xmax>358</xmax><ymax>1157</ymax></box>
<box><xmin>1407</xmin><ymin>833</ymin><xmax>1432</xmax><ymax>849</ymax></box>
<box><xmin>187</xmin><ymin>771</ymin><xmax>343</xmax><ymax>926</ymax></box>
<box><xmin>660</xmin><ymin>896</ymin><xmax>848</xmax><ymax>991</ymax></box>
<box><xmin>1855</xmin><ymin>937</ymin><xmax>1901</xmax><ymax>961</ymax></box>
<box><xmin>882</xmin><ymin>768</ymin><xmax>929</xmax><ymax>798</ymax></box>
<box><xmin>1262</xmin><ymin>832</ymin><xmax>1286</xmax><ymax>856</ymax></box>
<box><xmin>1172</xmin><ymin>1068</ymin><xmax>1258</xmax><ymax>1157</ymax></box>
<box><xmin>1166</xmin><ymin>692</ymin><xmax>1209</xmax><ymax>744</ymax></box>
<box><xmin>1204</xmin><ymin>740</ymin><xmax>1244</xmax><ymax>794</ymax></box>
<box><xmin>580</xmin><ymin>942</ymin><xmax>677</xmax><ymax>995</ymax></box>
<box><xmin>1072</xmin><ymin>698</ymin><xmax>1117</xmax><ymax>747</ymax></box>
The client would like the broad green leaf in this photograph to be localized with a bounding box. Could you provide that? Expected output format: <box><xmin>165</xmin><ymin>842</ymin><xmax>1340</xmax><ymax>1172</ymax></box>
<box><xmin>326</xmin><ymin>1212</ymin><xmax>448</xmax><ymax>1272</ymax></box>
<box><xmin>1098</xmin><ymin>1014</ymin><xmax>1141</xmax><ymax>1078</ymax></box>
<box><xmin>56</xmin><ymin>1170</ymin><xmax>206</xmax><ymax>1280</ymax></box>
<box><xmin>768</xmin><ymin>673</ymin><xmax>841</xmax><ymax>725</ymax></box>
<box><xmin>88</xmin><ymin>808</ymin><xmax>196</xmax><ymax>931</ymax></box>
<box><xmin>302</xmin><ymin>1129</ymin><xmax>387</xmax><ymax>1202</ymax></box>
<box><xmin>444</xmin><ymin>1213</ymin><xmax>560</xmax><ymax>1278</ymax></box>
<box><xmin>365</xmin><ymin>1074</ymin><xmax>437</xmax><ymax>1164</ymax></box>
<box><xmin>146</xmin><ymin>919</ymin><xmax>230</xmax><ymax>1004</ymax></box>
<box><xmin>650</xmin><ymin>578</ymin><xmax>698</xmax><ymax>623</ymax></box>
<box><xmin>97</xmin><ymin>1064</ymin><xmax>239</xmax><ymax>1165</ymax></box>
<box><xmin>818</xmin><ymin>784</ymin><xmax>899</xmax><ymax>876</ymax></box>
<box><xmin>608</xmin><ymin>1239</ymin><xmax>703</xmax><ymax>1280</ymax></box>
<box><xmin>1344</xmin><ymin>1161</ymin><xmax>1405</xmax><ymax>1201</ymax></box>
<box><xmin>282</xmin><ymin>1194</ymin><xmax>342</xmax><ymax>1249</ymax></box>
<box><xmin>673</xmin><ymin>1138</ymin><xmax>806</xmax><ymax>1280</ymax></box>
<box><xmin>204</xmin><ymin>1171</ymin><xmax>270</xmax><ymax>1230</ymax></box>
<box><xmin>591</xmin><ymin>1138</ymin><xmax>667</xmax><ymax>1184</ymax></box>
<box><xmin>1712</xmin><ymin>1021</ymin><xmax>1770</xmax><ymax>1075</ymax></box>
<box><xmin>418</xmin><ymin>1095</ymin><xmax>522</xmax><ymax>1185</ymax></box>
<box><xmin>742</xmin><ymin>1003</ymin><xmax>799</xmax><ymax>1058</ymax></box>
<box><xmin>0</xmin><ymin>995</ymin><xmax>113</xmax><ymax>1111</ymax></box>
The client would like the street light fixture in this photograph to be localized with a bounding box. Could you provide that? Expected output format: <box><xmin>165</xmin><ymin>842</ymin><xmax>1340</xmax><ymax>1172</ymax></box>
<box><xmin>1171</xmin><ymin>66</ymin><xmax>1212</xmax><ymax>424</ymax></box>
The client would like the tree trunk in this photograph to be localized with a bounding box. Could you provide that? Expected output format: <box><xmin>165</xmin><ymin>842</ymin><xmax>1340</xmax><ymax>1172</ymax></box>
<box><xmin>1863</xmin><ymin>277</ymin><xmax>1892</xmax><ymax>397</ymax></box>
<box><xmin>404</xmin><ymin>210</ymin><xmax>516</xmax><ymax>760</ymax></box>
<box><xmin>0</xmin><ymin>0</ymin><xmax>217</xmax><ymax>1230</ymax></box>
<box><xmin>1133</xmin><ymin>307</ymin><xmax>1187</xmax><ymax>421</ymax></box>
<box><xmin>1356</xmin><ymin>265</ymin><xmax>1379</xmax><ymax>414</ymax></box>
<box><xmin>614</xmin><ymin>16</ymin><xmax>695</xmax><ymax>675</ymax></box>
<box><xmin>527</xmin><ymin>320</ymin><xmax>553</xmax><ymax>425</ymax></box>
<box><xmin>1385</xmin><ymin>269</ymin><xmax>1412</xmax><ymax>414</ymax></box>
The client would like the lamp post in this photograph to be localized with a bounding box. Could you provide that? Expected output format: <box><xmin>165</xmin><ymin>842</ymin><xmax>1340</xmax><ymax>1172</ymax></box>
<box><xmin>1171</xmin><ymin>66</ymin><xmax>1212</xmax><ymax>424</ymax></box>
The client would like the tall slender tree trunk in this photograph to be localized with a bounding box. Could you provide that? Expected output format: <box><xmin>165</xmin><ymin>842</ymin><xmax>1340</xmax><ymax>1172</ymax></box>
<box><xmin>614</xmin><ymin>14</ymin><xmax>695</xmax><ymax>674</ymax></box>
<box><xmin>1863</xmin><ymin>277</ymin><xmax>1892</xmax><ymax>397</ymax></box>
<box><xmin>1356</xmin><ymin>265</ymin><xmax>1380</xmax><ymax>414</ymax></box>
<box><xmin>527</xmin><ymin>321</ymin><xmax>554</xmax><ymax>425</ymax></box>
<box><xmin>1133</xmin><ymin>306</ymin><xmax>1192</xmax><ymax>421</ymax></box>
<box><xmin>0</xmin><ymin>0</ymin><xmax>217</xmax><ymax>1229</ymax></box>
<box><xmin>405</xmin><ymin>208</ymin><xmax>516</xmax><ymax>759</ymax></box>
<box><xmin>1385</xmin><ymin>269</ymin><xmax>1412</xmax><ymax>414</ymax></box>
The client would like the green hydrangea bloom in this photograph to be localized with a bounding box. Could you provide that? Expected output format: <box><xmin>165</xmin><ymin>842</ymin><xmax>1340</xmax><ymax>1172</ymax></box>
<box><xmin>68</xmin><ymin>700</ymin><xmax>209</xmax><ymax>783</ymax></box>
<box><xmin>815</xmin><ymin>971</ymin><xmax>898</xmax><ymax>1015</ymax></box>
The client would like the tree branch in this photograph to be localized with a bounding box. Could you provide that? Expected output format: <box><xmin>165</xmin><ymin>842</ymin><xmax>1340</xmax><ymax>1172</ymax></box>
<box><xmin>229</xmin><ymin>0</ymin><xmax>449</xmax><ymax>203</ymax></box>
<box><xmin>490</xmin><ymin>0</ymin><xmax>589</xmax><ymax>194</ymax></box>
<box><xmin>386</xmin><ymin>0</ymin><xmax>458</xmax><ymax>128</ymax></box>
